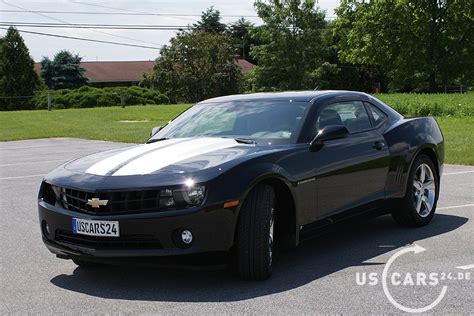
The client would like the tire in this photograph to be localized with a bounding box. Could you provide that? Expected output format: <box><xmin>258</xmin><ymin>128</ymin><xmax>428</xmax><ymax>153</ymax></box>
<box><xmin>234</xmin><ymin>184</ymin><xmax>275</xmax><ymax>280</ymax></box>
<box><xmin>392</xmin><ymin>154</ymin><xmax>439</xmax><ymax>227</ymax></box>
<box><xmin>72</xmin><ymin>258</ymin><xmax>101</xmax><ymax>268</ymax></box>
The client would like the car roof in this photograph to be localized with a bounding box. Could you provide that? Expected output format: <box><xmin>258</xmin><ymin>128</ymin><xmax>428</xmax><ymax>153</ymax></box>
<box><xmin>198</xmin><ymin>90</ymin><xmax>372</xmax><ymax>104</ymax></box>
<box><xmin>197</xmin><ymin>90</ymin><xmax>403</xmax><ymax>123</ymax></box>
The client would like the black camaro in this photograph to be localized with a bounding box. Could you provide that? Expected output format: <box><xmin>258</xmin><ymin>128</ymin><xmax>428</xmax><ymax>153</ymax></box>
<box><xmin>38</xmin><ymin>91</ymin><xmax>444</xmax><ymax>280</ymax></box>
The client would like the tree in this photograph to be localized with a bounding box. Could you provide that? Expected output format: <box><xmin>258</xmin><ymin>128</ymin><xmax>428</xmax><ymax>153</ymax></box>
<box><xmin>0</xmin><ymin>27</ymin><xmax>39</xmax><ymax>110</ymax></box>
<box><xmin>145</xmin><ymin>31</ymin><xmax>242</xmax><ymax>102</ymax></box>
<box><xmin>334</xmin><ymin>0</ymin><xmax>474</xmax><ymax>92</ymax></box>
<box><xmin>250</xmin><ymin>0</ymin><xmax>328</xmax><ymax>91</ymax></box>
<box><xmin>193</xmin><ymin>7</ymin><xmax>227</xmax><ymax>33</ymax></box>
<box><xmin>227</xmin><ymin>18</ymin><xmax>261</xmax><ymax>64</ymax></box>
<box><xmin>312</xmin><ymin>20</ymin><xmax>387</xmax><ymax>92</ymax></box>
<box><xmin>40</xmin><ymin>50</ymin><xmax>88</xmax><ymax>90</ymax></box>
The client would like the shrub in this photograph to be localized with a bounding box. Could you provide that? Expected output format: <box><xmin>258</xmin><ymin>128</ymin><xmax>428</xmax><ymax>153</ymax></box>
<box><xmin>375</xmin><ymin>93</ymin><xmax>474</xmax><ymax>117</ymax></box>
<box><xmin>32</xmin><ymin>86</ymin><xmax>170</xmax><ymax>109</ymax></box>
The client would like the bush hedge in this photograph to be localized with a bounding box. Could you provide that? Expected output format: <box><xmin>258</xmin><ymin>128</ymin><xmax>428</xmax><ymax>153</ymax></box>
<box><xmin>33</xmin><ymin>86</ymin><xmax>169</xmax><ymax>109</ymax></box>
<box><xmin>376</xmin><ymin>93</ymin><xmax>474</xmax><ymax>117</ymax></box>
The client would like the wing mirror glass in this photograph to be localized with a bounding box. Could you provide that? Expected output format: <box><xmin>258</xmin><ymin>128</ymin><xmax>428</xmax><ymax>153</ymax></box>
<box><xmin>150</xmin><ymin>126</ymin><xmax>162</xmax><ymax>137</ymax></box>
<box><xmin>310</xmin><ymin>125</ymin><xmax>349</xmax><ymax>151</ymax></box>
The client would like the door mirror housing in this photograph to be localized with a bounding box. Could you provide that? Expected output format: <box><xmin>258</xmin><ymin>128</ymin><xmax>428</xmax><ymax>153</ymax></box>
<box><xmin>150</xmin><ymin>126</ymin><xmax>162</xmax><ymax>137</ymax></box>
<box><xmin>310</xmin><ymin>125</ymin><xmax>349</xmax><ymax>151</ymax></box>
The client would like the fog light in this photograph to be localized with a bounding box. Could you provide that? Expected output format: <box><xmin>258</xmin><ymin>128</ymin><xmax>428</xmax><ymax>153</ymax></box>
<box><xmin>181</xmin><ymin>230</ymin><xmax>193</xmax><ymax>244</ymax></box>
<box><xmin>42</xmin><ymin>220</ymin><xmax>50</xmax><ymax>237</ymax></box>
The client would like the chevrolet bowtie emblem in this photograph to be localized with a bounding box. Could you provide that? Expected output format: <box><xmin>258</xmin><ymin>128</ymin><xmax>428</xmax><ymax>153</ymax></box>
<box><xmin>86</xmin><ymin>198</ymin><xmax>108</xmax><ymax>208</ymax></box>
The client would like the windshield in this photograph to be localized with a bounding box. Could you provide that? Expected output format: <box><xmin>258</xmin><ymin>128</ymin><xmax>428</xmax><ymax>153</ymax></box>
<box><xmin>152</xmin><ymin>100</ymin><xmax>309</xmax><ymax>144</ymax></box>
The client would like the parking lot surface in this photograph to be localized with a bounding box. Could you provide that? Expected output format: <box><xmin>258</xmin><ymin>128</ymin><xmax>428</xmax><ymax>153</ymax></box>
<box><xmin>1</xmin><ymin>138</ymin><xmax>472</xmax><ymax>314</ymax></box>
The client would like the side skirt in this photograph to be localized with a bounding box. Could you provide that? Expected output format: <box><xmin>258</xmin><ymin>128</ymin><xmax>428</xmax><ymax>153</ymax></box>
<box><xmin>299</xmin><ymin>201</ymin><xmax>389</xmax><ymax>242</ymax></box>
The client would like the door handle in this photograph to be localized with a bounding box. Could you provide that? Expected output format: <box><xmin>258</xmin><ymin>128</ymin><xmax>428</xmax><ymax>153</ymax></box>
<box><xmin>373</xmin><ymin>141</ymin><xmax>385</xmax><ymax>150</ymax></box>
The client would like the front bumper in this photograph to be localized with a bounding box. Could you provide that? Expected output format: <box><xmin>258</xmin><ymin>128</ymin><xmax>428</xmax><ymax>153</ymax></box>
<box><xmin>39</xmin><ymin>200</ymin><xmax>238</xmax><ymax>260</ymax></box>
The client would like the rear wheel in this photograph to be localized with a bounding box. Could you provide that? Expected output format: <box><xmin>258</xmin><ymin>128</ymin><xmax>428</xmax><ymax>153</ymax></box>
<box><xmin>234</xmin><ymin>184</ymin><xmax>275</xmax><ymax>280</ymax></box>
<box><xmin>392</xmin><ymin>155</ymin><xmax>439</xmax><ymax>227</ymax></box>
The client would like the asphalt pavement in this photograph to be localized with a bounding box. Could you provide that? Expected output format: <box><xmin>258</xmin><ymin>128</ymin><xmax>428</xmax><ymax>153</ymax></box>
<box><xmin>1</xmin><ymin>138</ymin><xmax>472</xmax><ymax>314</ymax></box>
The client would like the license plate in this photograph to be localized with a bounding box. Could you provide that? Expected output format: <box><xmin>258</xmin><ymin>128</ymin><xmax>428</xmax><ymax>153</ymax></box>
<box><xmin>72</xmin><ymin>218</ymin><xmax>119</xmax><ymax>237</ymax></box>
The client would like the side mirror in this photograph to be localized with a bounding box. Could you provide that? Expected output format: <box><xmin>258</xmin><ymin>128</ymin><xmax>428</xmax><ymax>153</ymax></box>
<box><xmin>150</xmin><ymin>126</ymin><xmax>162</xmax><ymax>137</ymax></box>
<box><xmin>310</xmin><ymin>125</ymin><xmax>349</xmax><ymax>151</ymax></box>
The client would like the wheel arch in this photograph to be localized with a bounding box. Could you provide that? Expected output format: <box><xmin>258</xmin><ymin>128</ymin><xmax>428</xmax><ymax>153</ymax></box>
<box><xmin>399</xmin><ymin>145</ymin><xmax>441</xmax><ymax>199</ymax></box>
<box><xmin>235</xmin><ymin>174</ymin><xmax>298</xmax><ymax>249</ymax></box>
<box><xmin>260</xmin><ymin>177</ymin><xmax>298</xmax><ymax>249</ymax></box>
<box><xmin>416</xmin><ymin>147</ymin><xmax>440</xmax><ymax>179</ymax></box>
<box><xmin>409</xmin><ymin>145</ymin><xmax>440</xmax><ymax>183</ymax></box>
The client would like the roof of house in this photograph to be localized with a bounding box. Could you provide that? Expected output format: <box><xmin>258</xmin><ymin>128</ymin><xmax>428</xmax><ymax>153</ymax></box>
<box><xmin>34</xmin><ymin>61</ymin><xmax>154</xmax><ymax>83</ymax></box>
<box><xmin>34</xmin><ymin>58</ymin><xmax>255</xmax><ymax>83</ymax></box>
<box><xmin>236</xmin><ymin>58</ymin><xmax>256</xmax><ymax>74</ymax></box>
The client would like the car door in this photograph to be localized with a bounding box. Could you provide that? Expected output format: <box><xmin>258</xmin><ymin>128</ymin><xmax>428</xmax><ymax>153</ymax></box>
<box><xmin>313</xmin><ymin>100</ymin><xmax>390</xmax><ymax>219</ymax></box>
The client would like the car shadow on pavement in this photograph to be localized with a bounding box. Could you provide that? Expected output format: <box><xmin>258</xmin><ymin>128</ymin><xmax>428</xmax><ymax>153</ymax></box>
<box><xmin>50</xmin><ymin>213</ymin><xmax>468</xmax><ymax>302</ymax></box>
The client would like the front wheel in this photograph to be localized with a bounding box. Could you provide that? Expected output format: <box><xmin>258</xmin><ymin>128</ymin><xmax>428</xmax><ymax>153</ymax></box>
<box><xmin>392</xmin><ymin>154</ymin><xmax>439</xmax><ymax>227</ymax></box>
<box><xmin>234</xmin><ymin>184</ymin><xmax>275</xmax><ymax>280</ymax></box>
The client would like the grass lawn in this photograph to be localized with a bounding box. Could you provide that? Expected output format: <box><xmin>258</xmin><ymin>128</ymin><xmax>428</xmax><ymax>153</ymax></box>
<box><xmin>0</xmin><ymin>105</ymin><xmax>191</xmax><ymax>143</ymax></box>
<box><xmin>0</xmin><ymin>105</ymin><xmax>472</xmax><ymax>165</ymax></box>
<box><xmin>436</xmin><ymin>117</ymin><xmax>474</xmax><ymax>165</ymax></box>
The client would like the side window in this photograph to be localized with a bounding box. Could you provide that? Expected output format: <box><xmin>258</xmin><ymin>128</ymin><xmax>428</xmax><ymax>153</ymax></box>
<box><xmin>366</xmin><ymin>103</ymin><xmax>388</xmax><ymax>126</ymax></box>
<box><xmin>316</xmin><ymin>101</ymin><xmax>372</xmax><ymax>134</ymax></box>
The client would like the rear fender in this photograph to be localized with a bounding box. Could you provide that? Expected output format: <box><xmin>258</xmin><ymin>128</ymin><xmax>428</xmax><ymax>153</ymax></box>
<box><xmin>383</xmin><ymin>117</ymin><xmax>444</xmax><ymax>198</ymax></box>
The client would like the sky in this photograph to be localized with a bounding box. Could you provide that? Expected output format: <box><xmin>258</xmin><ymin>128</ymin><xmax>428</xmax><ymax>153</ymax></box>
<box><xmin>0</xmin><ymin>0</ymin><xmax>340</xmax><ymax>62</ymax></box>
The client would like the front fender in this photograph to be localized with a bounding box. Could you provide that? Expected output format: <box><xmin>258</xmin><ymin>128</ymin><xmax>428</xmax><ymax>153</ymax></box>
<box><xmin>208</xmin><ymin>160</ymin><xmax>295</xmax><ymax>205</ymax></box>
<box><xmin>205</xmin><ymin>159</ymin><xmax>300</xmax><ymax>246</ymax></box>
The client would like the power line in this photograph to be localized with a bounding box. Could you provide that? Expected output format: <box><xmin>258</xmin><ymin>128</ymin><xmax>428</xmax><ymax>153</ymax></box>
<box><xmin>70</xmin><ymin>0</ymin><xmax>161</xmax><ymax>15</ymax></box>
<box><xmin>0</xmin><ymin>9</ymin><xmax>337</xmax><ymax>20</ymax></box>
<box><xmin>2</xmin><ymin>1</ymin><xmax>163</xmax><ymax>46</ymax></box>
<box><xmin>1</xmin><ymin>22</ymin><xmax>333</xmax><ymax>32</ymax></box>
<box><xmin>0</xmin><ymin>27</ymin><xmax>162</xmax><ymax>50</ymax></box>
<box><xmin>3</xmin><ymin>22</ymin><xmax>190</xmax><ymax>27</ymax></box>
<box><xmin>0</xmin><ymin>9</ymin><xmax>260</xmax><ymax>18</ymax></box>
<box><xmin>0</xmin><ymin>24</ymin><xmax>187</xmax><ymax>31</ymax></box>
<box><xmin>1</xmin><ymin>22</ymin><xmax>192</xmax><ymax>31</ymax></box>
<box><xmin>69</xmin><ymin>0</ymin><xmax>196</xmax><ymax>22</ymax></box>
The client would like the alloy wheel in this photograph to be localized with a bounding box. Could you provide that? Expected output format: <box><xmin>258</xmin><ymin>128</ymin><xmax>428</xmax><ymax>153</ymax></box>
<box><xmin>413</xmin><ymin>163</ymin><xmax>436</xmax><ymax>218</ymax></box>
<box><xmin>269</xmin><ymin>207</ymin><xmax>274</xmax><ymax>266</ymax></box>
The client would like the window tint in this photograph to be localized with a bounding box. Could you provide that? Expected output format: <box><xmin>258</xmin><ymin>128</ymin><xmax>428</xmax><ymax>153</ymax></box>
<box><xmin>316</xmin><ymin>101</ymin><xmax>372</xmax><ymax>134</ymax></box>
<box><xmin>153</xmin><ymin>101</ymin><xmax>308</xmax><ymax>142</ymax></box>
<box><xmin>366</xmin><ymin>103</ymin><xmax>388</xmax><ymax>126</ymax></box>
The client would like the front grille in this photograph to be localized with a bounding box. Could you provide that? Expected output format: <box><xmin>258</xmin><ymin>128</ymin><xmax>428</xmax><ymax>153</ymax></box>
<box><xmin>60</xmin><ymin>187</ymin><xmax>163</xmax><ymax>215</ymax></box>
<box><xmin>41</xmin><ymin>182</ymin><xmax>197</xmax><ymax>216</ymax></box>
<box><xmin>55</xmin><ymin>230</ymin><xmax>162</xmax><ymax>249</ymax></box>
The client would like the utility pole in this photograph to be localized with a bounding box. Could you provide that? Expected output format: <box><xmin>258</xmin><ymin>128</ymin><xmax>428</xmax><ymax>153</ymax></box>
<box><xmin>47</xmin><ymin>90</ymin><xmax>52</xmax><ymax>111</ymax></box>
<box><xmin>242</xmin><ymin>34</ymin><xmax>246</xmax><ymax>60</ymax></box>
<box><xmin>120</xmin><ymin>92</ymin><xmax>125</xmax><ymax>108</ymax></box>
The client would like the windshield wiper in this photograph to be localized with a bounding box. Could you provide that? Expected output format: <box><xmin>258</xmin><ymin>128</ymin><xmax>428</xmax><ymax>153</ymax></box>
<box><xmin>234</xmin><ymin>137</ymin><xmax>257</xmax><ymax>145</ymax></box>
<box><xmin>146</xmin><ymin>137</ymin><xmax>169</xmax><ymax>144</ymax></box>
<box><xmin>147</xmin><ymin>136</ymin><xmax>255</xmax><ymax>145</ymax></box>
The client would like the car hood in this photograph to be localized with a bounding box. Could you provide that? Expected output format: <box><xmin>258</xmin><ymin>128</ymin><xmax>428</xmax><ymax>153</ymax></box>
<box><xmin>63</xmin><ymin>137</ymin><xmax>278</xmax><ymax>177</ymax></box>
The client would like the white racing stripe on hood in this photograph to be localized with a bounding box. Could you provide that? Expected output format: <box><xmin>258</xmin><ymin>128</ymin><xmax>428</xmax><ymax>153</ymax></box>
<box><xmin>112</xmin><ymin>137</ymin><xmax>239</xmax><ymax>176</ymax></box>
<box><xmin>85</xmin><ymin>138</ymin><xmax>187</xmax><ymax>176</ymax></box>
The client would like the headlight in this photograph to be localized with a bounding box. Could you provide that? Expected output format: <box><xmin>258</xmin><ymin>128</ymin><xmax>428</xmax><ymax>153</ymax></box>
<box><xmin>159</xmin><ymin>183</ymin><xmax>206</xmax><ymax>209</ymax></box>
<box><xmin>41</xmin><ymin>182</ymin><xmax>56</xmax><ymax>204</ymax></box>
<box><xmin>182</xmin><ymin>185</ymin><xmax>206</xmax><ymax>206</ymax></box>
